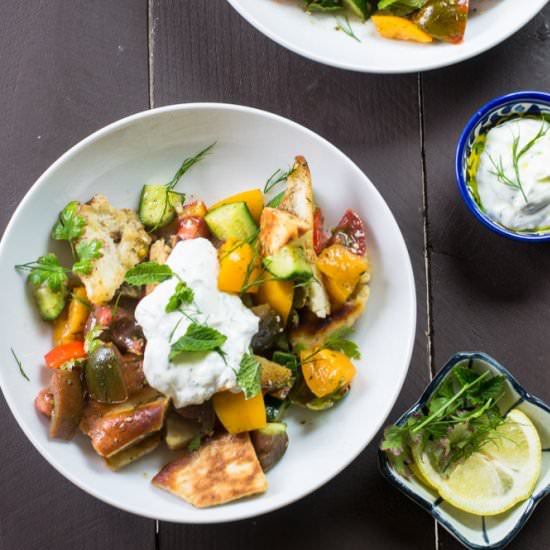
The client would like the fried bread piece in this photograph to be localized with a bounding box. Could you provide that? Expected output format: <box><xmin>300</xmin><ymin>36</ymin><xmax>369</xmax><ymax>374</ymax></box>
<box><xmin>153</xmin><ymin>432</ymin><xmax>268</xmax><ymax>508</ymax></box>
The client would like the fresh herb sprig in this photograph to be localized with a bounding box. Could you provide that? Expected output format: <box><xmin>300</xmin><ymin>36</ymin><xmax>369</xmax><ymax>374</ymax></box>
<box><xmin>11</xmin><ymin>348</ymin><xmax>30</xmax><ymax>381</ymax></box>
<box><xmin>165</xmin><ymin>281</ymin><xmax>194</xmax><ymax>313</ymax></box>
<box><xmin>124</xmin><ymin>262</ymin><xmax>174</xmax><ymax>286</ymax></box>
<box><xmin>51</xmin><ymin>201</ymin><xmax>86</xmax><ymax>243</ymax></box>
<box><xmin>301</xmin><ymin>327</ymin><xmax>361</xmax><ymax>363</ymax></box>
<box><xmin>381</xmin><ymin>366</ymin><xmax>506</xmax><ymax>478</ymax></box>
<box><xmin>264</xmin><ymin>167</ymin><xmax>293</xmax><ymax>194</ymax></box>
<box><xmin>236</xmin><ymin>352</ymin><xmax>262</xmax><ymax>399</ymax></box>
<box><xmin>335</xmin><ymin>16</ymin><xmax>361</xmax><ymax>42</ymax></box>
<box><xmin>169</xmin><ymin>322</ymin><xmax>227</xmax><ymax>361</ymax></box>
<box><xmin>72</xmin><ymin>239</ymin><xmax>103</xmax><ymax>275</ymax></box>
<box><xmin>15</xmin><ymin>254</ymin><xmax>69</xmax><ymax>291</ymax></box>
<box><xmin>488</xmin><ymin>122</ymin><xmax>550</xmax><ymax>203</ymax></box>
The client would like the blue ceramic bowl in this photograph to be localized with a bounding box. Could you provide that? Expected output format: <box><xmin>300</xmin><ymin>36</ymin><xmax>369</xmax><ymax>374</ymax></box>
<box><xmin>379</xmin><ymin>352</ymin><xmax>550</xmax><ymax>550</ymax></box>
<box><xmin>456</xmin><ymin>91</ymin><xmax>550</xmax><ymax>242</ymax></box>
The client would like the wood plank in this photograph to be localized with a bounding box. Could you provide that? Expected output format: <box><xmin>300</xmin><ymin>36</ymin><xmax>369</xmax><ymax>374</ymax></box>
<box><xmin>0</xmin><ymin>2</ymin><xmax>153</xmax><ymax>549</ymax></box>
<box><xmin>152</xmin><ymin>1</ymin><xmax>433</xmax><ymax>548</ymax></box>
<box><xmin>423</xmin><ymin>6</ymin><xmax>550</xmax><ymax>549</ymax></box>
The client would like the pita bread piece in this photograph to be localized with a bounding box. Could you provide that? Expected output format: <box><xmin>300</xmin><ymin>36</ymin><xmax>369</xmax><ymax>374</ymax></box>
<box><xmin>153</xmin><ymin>432</ymin><xmax>268</xmax><ymax>508</ymax></box>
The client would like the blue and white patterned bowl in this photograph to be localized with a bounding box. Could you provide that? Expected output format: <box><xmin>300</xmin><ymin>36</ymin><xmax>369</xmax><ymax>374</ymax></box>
<box><xmin>379</xmin><ymin>352</ymin><xmax>550</xmax><ymax>550</ymax></box>
<box><xmin>456</xmin><ymin>91</ymin><xmax>550</xmax><ymax>242</ymax></box>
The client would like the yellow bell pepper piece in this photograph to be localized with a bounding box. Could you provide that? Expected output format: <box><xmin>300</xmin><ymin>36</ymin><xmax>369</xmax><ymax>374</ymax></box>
<box><xmin>52</xmin><ymin>287</ymin><xmax>90</xmax><ymax>345</ymax></box>
<box><xmin>371</xmin><ymin>15</ymin><xmax>433</xmax><ymax>44</ymax></box>
<box><xmin>218</xmin><ymin>238</ymin><xmax>262</xmax><ymax>294</ymax></box>
<box><xmin>212</xmin><ymin>391</ymin><xmax>267</xmax><ymax>434</ymax></box>
<box><xmin>209</xmin><ymin>189</ymin><xmax>264</xmax><ymax>223</ymax></box>
<box><xmin>316</xmin><ymin>244</ymin><xmax>368</xmax><ymax>307</ymax></box>
<box><xmin>256</xmin><ymin>274</ymin><xmax>294</xmax><ymax>324</ymax></box>
<box><xmin>300</xmin><ymin>349</ymin><xmax>356</xmax><ymax>398</ymax></box>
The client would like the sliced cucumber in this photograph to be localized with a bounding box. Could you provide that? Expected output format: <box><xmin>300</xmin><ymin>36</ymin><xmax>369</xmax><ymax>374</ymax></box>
<box><xmin>204</xmin><ymin>202</ymin><xmax>258</xmax><ymax>241</ymax></box>
<box><xmin>139</xmin><ymin>184</ymin><xmax>183</xmax><ymax>229</ymax></box>
<box><xmin>263</xmin><ymin>244</ymin><xmax>312</xmax><ymax>281</ymax></box>
<box><xmin>267</xmin><ymin>191</ymin><xmax>285</xmax><ymax>209</ymax></box>
<box><xmin>33</xmin><ymin>285</ymin><xmax>67</xmax><ymax>321</ymax></box>
<box><xmin>343</xmin><ymin>0</ymin><xmax>370</xmax><ymax>20</ymax></box>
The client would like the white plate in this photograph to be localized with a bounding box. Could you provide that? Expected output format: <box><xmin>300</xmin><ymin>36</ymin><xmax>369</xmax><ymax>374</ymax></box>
<box><xmin>0</xmin><ymin>103</ymin><xmax>415</xmax><ymax>523</ymax></box>
<box><xmin>226</xmin><ymin>0</ymin><xmax>548</xmax><ymax>73</ymax></box>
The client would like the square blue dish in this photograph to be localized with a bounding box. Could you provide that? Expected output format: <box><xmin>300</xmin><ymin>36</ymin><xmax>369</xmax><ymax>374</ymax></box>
<box><xmin>379</xmin><ymin>352</ymin><xmax>550</xmax><ymax>550</ymax></box>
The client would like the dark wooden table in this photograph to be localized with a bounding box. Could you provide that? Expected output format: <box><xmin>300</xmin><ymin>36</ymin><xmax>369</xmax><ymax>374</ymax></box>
<box><xmin>1</xmin><ymin>2</ymin><xmax>549</xmax><ymax>549</ymax></box>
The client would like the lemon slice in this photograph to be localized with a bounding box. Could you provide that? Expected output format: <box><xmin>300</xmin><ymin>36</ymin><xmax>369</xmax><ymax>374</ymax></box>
<box><xmin>437</xmin><ymin>409</ymin><xmax>541</xmax><ymax>516</ymax></box>
<box><xmin>411</xmin><ymin>442</ymin><xmax>444</xmax><ymax>492</ymax></box>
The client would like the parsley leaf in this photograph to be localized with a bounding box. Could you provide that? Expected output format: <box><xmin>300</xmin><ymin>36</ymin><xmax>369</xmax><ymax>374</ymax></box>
<box><xmin>166</xmin><ymin>282</ymin><xmax>194</xmax><ymax>313</ymax></box>
<box><xmin>51</xmin><ymin>201</ymin><xmax>85</xmax><ymax>241</ymax></box>
<box><xmin>124</xmin><ymin>262</ymin><xmax>174</xmax><ymax>286</ymax></box>
<box><xmin>72</xmin><ymin>239</ymin><xmax>103</xmax><ymax>275</ymax></box>
<box><xmin>169</xmin><ymin>322</ymin><xmax>227</xmax><ymax>361</ymax></box>
<box><xmin>237</xmin><ymin>353</ymin><xmax>262</xmax><ymax>400</ymax></box>
<box><xmin>187</xmin><ymin>434</ymin><xmax>202</xmax><ymax>452</ymax></box>
<box><xmin>17</xmin><ymin>253</ymin><xmax>69</xmax><ymax>291</ymax></box>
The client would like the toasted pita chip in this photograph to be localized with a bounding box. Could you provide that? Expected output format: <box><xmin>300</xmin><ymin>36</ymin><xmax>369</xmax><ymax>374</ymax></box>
<box><xmin>290</xmin><ymin>271</ymin><xmax>370</xmax><ymax>349</ymax></box>
<box><xmin>104</xmin><ymin>432</ymin><xmax>161</xmax><ymax>471</ymax></box>
<box><xmin>80</xmin><ymin>387</ymin><xmax>169</xmax><ymax>457</ymax></box>
<box><xmin>259</xmin><ymin>207</ymin><xmax>308</xmax><ymax>256</ymax></box>
<box><xmin>279</xmin><ymin>156</ymin><xmax>314</xmax><ymax>229</ymax></box>
<box><xmin>153</xmin><ymin>432</ymin><xmax>268</xmax><ymax>508</ymax></box>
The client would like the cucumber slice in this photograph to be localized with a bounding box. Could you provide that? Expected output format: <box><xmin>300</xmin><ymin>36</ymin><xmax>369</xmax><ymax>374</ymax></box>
<box><xmin>267</xmin><ymin>191</ymin><xmax>285</xmax><ymax>209</ymax></box>
<box><xmin>33</xmin><ymin>285</ymin><xmax>67</xmax><ymax>321</ymax></box>
<box><xmin>263</xmin><ymin>244</ymin><xmax>312</xmax><ymax>281</ymax></box>
<box><xmin>139</xmin><ymin>185</ymin><xmax>183</xmax><ymax>229</ymax></box>
<box><xmin>204</xmin><ymin>202</ymin><xmax>258</xmax><ymax>241</ymax></box>
<box><xmin>343</xmin><ymin>0</ymin><xmax>370</xmax><ymax>20</ymax></box>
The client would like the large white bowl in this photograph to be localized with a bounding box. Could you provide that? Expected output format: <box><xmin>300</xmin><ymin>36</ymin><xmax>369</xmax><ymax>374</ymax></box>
<box><xmin>0</xmin><ymin>104</ymin><xmax>416</xmax><ymax>523</ymax></box>
<box><xmin>226</xmin><ymin>0</ymin><xmax>548</xmax><ymax>73</ymax></box>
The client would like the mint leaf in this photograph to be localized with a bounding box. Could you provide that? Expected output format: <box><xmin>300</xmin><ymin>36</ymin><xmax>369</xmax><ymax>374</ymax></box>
<box><xmin>73</xmin><ymin>239</ymin><xmax>103</xmax><ymax>275</ymax></box>
<box><xmin>124</xmin><ymin>262</ymin><xmax>173</xmax><ymax>286</ymax></box>
<box><xmin>237</xmin><ymin>352</ymin><xmax>262</xmax><ymax>399</ymax></box>
<box><xmin>51</xmin><ymin>201</ymin><xmax>85</xmax><ymax>241</ymax></box>
<box><xmin>165</xmin><ymin>281</ymin><xmax>194</xmax><ymax>313</ymax></box>
<box><xmin>22</xmin><ymin>253</ymin><xmax>68</xmax><ymax>291</ymax></box>
<box><xmin>169</xmin><ymin>322</ymin><xmax>227</xmax><ymax>360</ymax></box>
<box><xmin>322</xmin><ymin>327</ymin><xmax>361</xmax><ymax>359</ymax></box>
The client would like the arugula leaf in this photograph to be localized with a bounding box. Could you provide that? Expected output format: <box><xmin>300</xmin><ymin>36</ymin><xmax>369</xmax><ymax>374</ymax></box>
<box><xmin>51</xmin><ymin>201</ymin><xmax>85</xmax><ymax>242</ymax></box>
<box><xmin>17</xmin><ymin>253</ymin><xmax>68</xmax><ymax>291</ymax></box>
<box><xmin>165</xmin><ymin>281</ymin><xmax>194</xmax><ymax>313</ymax></box>
<box><xmin>124</xmin><ymin>262</ymin><xmax>173</xmax><ymax>286</ymax></box>
<box><xmin>169</xmin><ymin>322</ymin><xmax>227</xmax><ymax>360</ymax></box>
<box><xmin>11</xmin><ymin>348</ymin><xmax>30</xmax><ymax>382</ymax></box>
<box><xmin>187</xmin><ymin>434</ymin><xmax>202</xmax><ymax>452</ymax></box>
<box><xmin>72</xmin><ymin>239</ymin><xmax>103</xmax><ymax>275</ymax></box>
<box><xmin>236</xmin><ymin>352</ymin><xmax>262</xmax><ymax>399</ymax></box>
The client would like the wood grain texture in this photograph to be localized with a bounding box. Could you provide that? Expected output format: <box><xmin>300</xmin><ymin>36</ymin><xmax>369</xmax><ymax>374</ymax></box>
<box><xmin>422</xmin><ymin>6</ymin><xmax>550</xmax><ymax>550</ymax></box>
<box><xmin>151</xmin><ymin>1</ymin><xmax>432</xmax><ymax>549</ymax></box>
<box><xmin>0</xmin><ymin>2</ymin><xmax>153</xmax><ymax>550</ymax></box>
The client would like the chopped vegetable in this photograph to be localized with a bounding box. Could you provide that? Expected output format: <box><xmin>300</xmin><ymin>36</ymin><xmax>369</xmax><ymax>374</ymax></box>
<box><xmin>414</xmin><ymin>0</ymin><xmax>468</xmax><ymax>44</ymax></box>
<box><xmin>53</xmin><ymin>287</ymin><xmax>90</xmax><ymax>345</ymax></box>
<box><xmin>371</xmin><ymin>14</ymin><xmax>433</xmax><ymax>43</ymax></box>
<box><xmin>251</xmin><ymin>422</ymin><xmax>289</xmax><ymax>472</ymax></box>
<box><xmin>44</xmin><ymin>341</ymin><xmax>86</xmax><ymax>369</ymax></box>
<box><xmin>300</xmin><ymin>348</ymin><xmax>356</xmax><ymax>398</ymax></box>
<box><xmin>210</xmin><ymin>189</ymin><xmax>264</xmax><ymax>223</ymax></box>
<box><xmin>263</xmin><ymin>243</ymin><xmax>312</xmax><ymax>281</ymax></box>
<box><xmin>177</xmin><ymin>216</ymin><xmax>209</xmax><ymax>240</ymax></box>
<box><xmin>256</xmin><ymin>275</ymin><xmax>294</xmax><ymax>324</ymax></box>
<box><xmin>218</xmin><ymin>238</ymin><xmax>262</xmax><ymax>294</ymax></box>
<box><xmin>180</xmin><ymin>200</ymin><xmax>208</xmax><ymax>218</ymax></box>
<box><xmin>85</xmin><ymin>343</ymin><xmax>128</xmax><ymax>403</ymax></box>
<box><xmin>49</xmin><ymin>369</ymin><xmax>83</xmax><ymax>439</ymax></box>
<box><xmin>204</xmin><ymin>202</ymin><xmax>258</xmax><ymax>242</ymax></box>
<box><xmin>212</xmin><ymin>391</ymin><xmax>267</xmax><ymax>434</ymax></box>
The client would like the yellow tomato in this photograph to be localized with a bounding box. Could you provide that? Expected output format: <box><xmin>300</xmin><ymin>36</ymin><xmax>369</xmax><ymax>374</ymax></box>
<box><xmin>300</xmin><ymin>348</ymin><xmax>356</xmax><ymax>398</ymax></box>
<box><xmin>256</xmin><ymin>274</ymin><xmax>294</xmax><ymax>324</ymax></box>
<box><xmin>218</xmin><ymin>238</ymin><xmax>262</xmax><ymax>294</ymax></box>
<box><xmin>212</xmin><ymin>391</ymin><xmax>267</xmax><ymax>434</ymax></box>
<box><xmin>53</xmin><ymin>287</ymin><xmax>90</xmax><ymax>345</ymax></box>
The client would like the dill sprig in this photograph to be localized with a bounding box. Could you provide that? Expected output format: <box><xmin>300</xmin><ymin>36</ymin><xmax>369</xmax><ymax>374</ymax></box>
<box><xmin>335</xmin><ymin>16</ymin><xmax>361</xmax><ymax>42</ymax></box>
<box><xmin>488</xmin><ymin>122</ymin><xmax>549</xmax><ymax>203</ymax></box>
<box><xmin>11</xmin><ymin>348</ymin><xmax>30</xmax><ymax>381</ymax></box>
<box><xmin>264</xmin><ymin>167</ymin><xmax>293</xmax><ymax>194</ymax></box>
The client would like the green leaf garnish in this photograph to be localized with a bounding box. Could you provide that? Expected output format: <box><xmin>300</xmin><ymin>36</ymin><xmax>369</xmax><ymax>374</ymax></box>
<box><xmin>51</xmin><ymin>201</ymin><xmax>85</xmax><ymax>242</ymax></box>
<box><xmin>264</xmin><ymin>167</ymin><xmax>293</xmax><ymax>194</ymax></box>
<box><xmin>322</xmin><ymin>327</ymin><xmax>361</xmax><ymax>359</ymax></box>
<box><xmin>11</xmin><ymin>348</ymin><xmax>29</xmax><ymax>381</ymax></box>
<box><xmin>169</xmin><ymin>322</ymin><xmax>227</xmax><ymax>360</ymax></box>
<box><xmin>72</xmin><ymin>239</ymin><xmax>103</xmax><ymax>275</ymax></box>
<box><xmin>124</xmin><ymin>262</ymin><xmax>174</xmax><ymax>286</ymax></box>
<box><xmin>166</xmin><ymin>281</ymin><xmax>194</xmax><ymax>313</ymax></box>
<box><xmin>187</xmin><ymin>434</ymin><xmax>202</xmax><ymax>452</ymax></box>
<box><xmin>272</xmin><ymin>351</ymin><xmax>299</xmax><ymax>375</ymax></box>
<box><xmin>16</xmin><ymin>253</ymin><xmax>69</xmax><ymax>291</ymax></box>
<box><xmin>236</xmin><ymin>352</ymin><xmax>262</xmax><ymax>399</ymax></box>
<box><xmin>335</xmin><ymin>16</ymin><xmax>361</xmax><ymax>42</ymax></box>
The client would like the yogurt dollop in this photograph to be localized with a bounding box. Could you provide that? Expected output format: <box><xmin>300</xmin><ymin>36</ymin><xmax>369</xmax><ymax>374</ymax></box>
<box><xmin>135</xmin><ymin>238</ymin><xmax>259</xmax><ymax>408</ymax></box>
<box><xmin>476</xmin><ymin>117</ymin><xmax>550</xmax><ymax>230</ymax></box>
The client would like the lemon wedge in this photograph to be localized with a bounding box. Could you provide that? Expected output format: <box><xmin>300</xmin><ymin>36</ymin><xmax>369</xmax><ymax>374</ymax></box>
<box><xmin>416</xmin><ymin>409</ymin><xmax>541</xmax><ymax>516</ymax></box>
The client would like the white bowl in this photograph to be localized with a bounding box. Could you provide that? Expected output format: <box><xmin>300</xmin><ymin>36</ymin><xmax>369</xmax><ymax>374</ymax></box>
<box><xmin>0</xmin><ymin>103</ymin><xmax>416</xmax><ymax>523</ymax></box>
<box><xmin>226</xmin><ymin>0</ymin><xmax>549</xmax><ymax>73</ymax></box>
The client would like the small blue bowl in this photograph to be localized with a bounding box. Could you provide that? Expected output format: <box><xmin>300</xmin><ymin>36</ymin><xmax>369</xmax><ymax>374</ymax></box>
<box><xmin>379</xmin><ymin>352</ymin><xmax>550</xmax><ymax>550</ymax></box>
<box><xmin>456</xmin><ymin>91</ymin><xmax>550</xmax><ymax>242</ymax></box>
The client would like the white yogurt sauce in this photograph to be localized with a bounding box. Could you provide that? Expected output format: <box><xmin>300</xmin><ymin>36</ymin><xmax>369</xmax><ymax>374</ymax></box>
<box><xmin>135</xmin><ymin>238</ymin><xmax>259</xmax><ymax>408</ymax></box>
<box><xmin>476</xmin><ymin>118</ymin><xmax>550</xmax><ymax>230</ymax></box>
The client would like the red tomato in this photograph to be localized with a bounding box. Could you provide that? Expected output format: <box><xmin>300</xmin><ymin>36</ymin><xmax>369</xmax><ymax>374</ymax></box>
<box><xmin>177</xmin><ymin>216</ymin><xmax>209</xmax><ymax>241</ymax></box>
<box><xmin>329</xmin><ymin>209</ymin><xmax>367</xmax><ymax>256</ymax></box>
<box><xmin>35</xmin><ymin>388</ymin><xmax>54</xmax><ymax>417</ymax></box>
<box><xmin>44</xmin><ymin>341</ymin><xmax>86</xmax><ymax>369</ymax></box>
<box><xmin>313</xmin><ymin>207</ymin><xmax>329</xmax><ymax>255</ymax></box>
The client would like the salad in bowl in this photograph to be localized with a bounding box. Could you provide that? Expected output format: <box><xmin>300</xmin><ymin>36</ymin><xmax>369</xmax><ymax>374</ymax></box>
<box><xmin>17</xmin><ymin>146</ymin><xmax>371</xmax><ymax>508</ymax></box>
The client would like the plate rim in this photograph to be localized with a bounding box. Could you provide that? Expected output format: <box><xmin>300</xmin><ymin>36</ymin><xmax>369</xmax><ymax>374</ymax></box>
<box><xmin>0</xmin><ymin>102</ymin><xmax>417</xmax><ymax>522</ymax></box>
<box><xmin>225</xmin><ymin>0</ymin><xmax>549</xmax><ymax>74</ymax></box>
